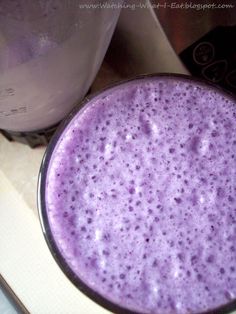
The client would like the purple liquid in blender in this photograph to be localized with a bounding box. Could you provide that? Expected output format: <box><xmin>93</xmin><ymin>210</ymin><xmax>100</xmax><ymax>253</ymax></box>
<box><xmin>45</xmin><ymin>76</ymin><xmax>236</xmax><ymax>314</ymax></box>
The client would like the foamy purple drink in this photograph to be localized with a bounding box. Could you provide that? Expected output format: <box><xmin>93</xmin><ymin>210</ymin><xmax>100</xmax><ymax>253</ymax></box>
<box><xmin>39</xmin><ymin>75</ymin><xmax>236</xmax><ymax>314</ymax></box>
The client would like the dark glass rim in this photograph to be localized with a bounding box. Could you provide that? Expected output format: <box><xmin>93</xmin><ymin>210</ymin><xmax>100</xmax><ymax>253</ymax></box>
<box><xmin>38</xmin><ymin>73</ymin><xmax>236</xmax><ymax>314</ymax></box>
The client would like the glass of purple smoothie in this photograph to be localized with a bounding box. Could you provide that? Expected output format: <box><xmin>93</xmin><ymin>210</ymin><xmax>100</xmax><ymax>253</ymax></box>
<box><xmin>38</xmin><ymin>74</ymin><xmax>236</xmax><ymax>314</ymax></box>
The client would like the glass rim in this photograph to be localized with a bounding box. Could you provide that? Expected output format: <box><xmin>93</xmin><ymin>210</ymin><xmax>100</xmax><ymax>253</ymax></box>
<box><xmin>37</xmin><ymin>73</ymin><xmax>236</xmax><ymax>314</ymax></box>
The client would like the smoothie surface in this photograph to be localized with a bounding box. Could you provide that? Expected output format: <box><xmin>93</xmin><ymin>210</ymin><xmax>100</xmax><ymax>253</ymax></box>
<box><xmin>45</xmin><ymin>76</ymin><xmax>236</xmax><ymax>314</ymax></box>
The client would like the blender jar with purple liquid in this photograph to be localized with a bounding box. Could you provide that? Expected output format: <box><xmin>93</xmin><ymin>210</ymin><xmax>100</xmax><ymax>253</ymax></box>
<box><xmin>0</xmin><ymin>1</ymin><xmax>122</xmax><ymax>138</ymax></box>
<box><xmin>38</xmin><ymin>74</ymin><xmax>236</xmax><ymax>314</ymax></box>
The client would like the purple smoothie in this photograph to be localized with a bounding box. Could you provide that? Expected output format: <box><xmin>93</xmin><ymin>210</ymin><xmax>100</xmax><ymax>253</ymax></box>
<box><xmin>43</xmin><ymin>76</ymin><xmax>236</xmax><ymax>314</ymax></box>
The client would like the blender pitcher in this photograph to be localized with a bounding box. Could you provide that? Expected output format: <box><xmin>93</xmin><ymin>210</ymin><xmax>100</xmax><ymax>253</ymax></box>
<box><xmin>0</xmin><ymin>0</ymin><xmax>122</xmax><ymax>146</ymax></box>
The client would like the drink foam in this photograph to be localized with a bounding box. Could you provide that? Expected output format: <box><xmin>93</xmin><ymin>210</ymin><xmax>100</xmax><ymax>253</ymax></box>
<box><xmin>45</xmin><ymin>76</ymin><xmax>236</xmax><ymax>314</ymax></box>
